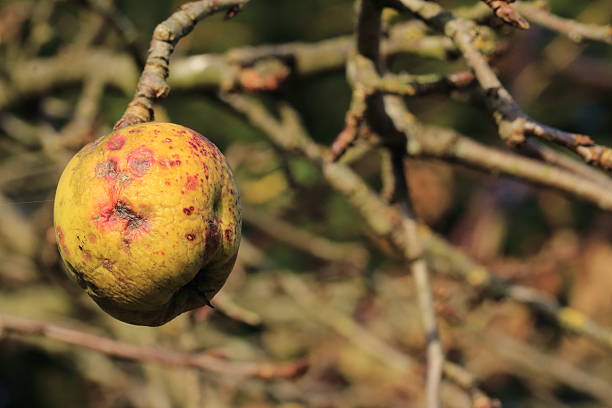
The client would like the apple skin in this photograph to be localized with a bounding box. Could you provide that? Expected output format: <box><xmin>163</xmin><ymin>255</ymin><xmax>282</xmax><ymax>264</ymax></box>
<box><xmin>54</xmin><ymin>122</ymin><xmax>241</xmax><ymax>326</ymax></box>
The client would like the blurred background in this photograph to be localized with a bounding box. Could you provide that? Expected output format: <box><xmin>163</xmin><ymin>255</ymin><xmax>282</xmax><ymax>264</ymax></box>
<box><xmin>1</xmin><ymin>0</ymin><xmax>612</xmax><ymax>407</ymax></box>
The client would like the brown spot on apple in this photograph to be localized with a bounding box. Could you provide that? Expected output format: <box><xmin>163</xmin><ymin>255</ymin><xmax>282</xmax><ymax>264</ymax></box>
<box><xmin>127</xmin><ymin>147</ymin><xmax>154</xmax><ymax>177</ymax></box>
<box><xmin>106</xmin><ymin>135</ymin><xmax>126</xmax><ymax>151</ymax></box>
<box><xmin>185</xmin><ymin>174</ymin><xmax>198</xmax><ymax>191</ymax></box>
<box><xmin>102</xmin><ymin>259</ymin><xmax>113</xmax><ymax>271</ymax></box>
<box><xmin>95</xmin><ymin>159</ymin><xmax>118</xmax><ymax>179</ymax></box>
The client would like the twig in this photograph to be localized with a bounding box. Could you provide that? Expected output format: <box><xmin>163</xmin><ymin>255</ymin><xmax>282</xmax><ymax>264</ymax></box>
<box><xmin>392</xmin><ymin>0</ymin><xmax>612</xmax><ymax>171</ymax></box>
<box><xmin>480</xmin><ymin>0</ymin><xmax>529</xmax><ymax>29</ymax></box>
<box><xmin>278</xmin><ymin>273</ymin><xmax>418</xmax><ymax>375</ymax></box>
<box><xmin>375</xmin><ymin>70</ymin><xmax>476</xmax><ymax>96</ymax></box>
<box><xmin>0</xmin><ymin>49</ymin><xmax>136</xmax><ymax>110</ymax></box>
<box><xmin>213</xmin><ymin>292</ymin><xmax>263</xmax><ymax>326</ymax></box>
<box><xmin>341</xmin><ymin>58</ymin><xmax>612</xmax><ymax>211</ymax></box>
<box><xmin>515</xmin><ymin>1</ymin><xmax>612</xmax><ymax>45</ymax></box>
<box><xmin>0</xmin><ymin>22</ymin><xmax>457</xmax><ymax>110</ymax></box>
<box><xmin>278</xmin><ymin>272</ymin><xmax>497</xmax><ymax>407</ymax></box>
<box><xmin>224</xmin><ymin>19</ymin><xmax>456</xmax><ymax>70</ymax></box>
<box><xmin>422</xmin><ymin>229</ymin><xmax>612</xmax><ymax>351</ymax></box>
<box><xmin>477</xmin><ymin>331</ymin><xmax>612</xmax><ymax>403</ymax></box>
<box><xmin>382</xmin><ymin>98</ymin><xmax>612</xmax><ymax>211</ymax></box>
<box><xmin>518</xmin><ymin>139</ymin><xmax>612</xmax><ymax>189</ymax></box>
<box><xmin>354</xmin><ymin>2</ymin><xmax>443</xmax><ymax>405</ymax></box>
<box><xmin>442</xmin><ymin>362</ymin><xmax>501</xmax><ymax>408</ymax></box>
<box><xmin>243</xmin><ymin>205</ymin><xmax>369</xmax><ymax>268</ymax></box>
<box><xmin>0</xmin><ymin>312</ymin><xmax>306</xmax><ymax>379</ymax></box>
<box><xmin>114</xmin><ymin>0</ymin><xmax>253</xmax><ymax>129</ymax></box>
<box><xmin>330</xmin><ymin>88</ymin><xmax>367</xmax><ymax>162</ymax></box>
<box><xmin>219</xmin><ymin>93</ymin><xmax>612</xmax><ymax>353</ymax></box>
<box><xmin>330</xmin><ymin>70</ymin><xmax>475</xmax><ymax>162</ymax></box>
<box><xmin>59</xmin><ymin>76</ymin><xmax>105</xmax><ymax>148</ymax></box>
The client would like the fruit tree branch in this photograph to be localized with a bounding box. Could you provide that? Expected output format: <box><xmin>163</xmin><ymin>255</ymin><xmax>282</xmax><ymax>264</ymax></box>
<box><xmin>515</xmin><ymin>1</ymin><xmax>612</xmax><ymax>45</ymax></box>
<box><xmin>354</xmin><ymin>1</ymin><xmax>443</xmax><ymax>406</ymax></box>
<box><xmin>114</xmin><ymin>0</ymin><xmax>253</xmax><ymax>130</ymax></box>
<box><xmin>0</xmin><ymin>312</ymin><xmax>307</xmax><ymax>379</ymax></box>
<box><xmin>480</xmin><ymin>0</ymin><xmax>529</xmax><ymax>29</ymax></box>
<box><xmin>219</xmin><ymin>92</ymin><xmax>612</xmax><ymax>353</ymax></box>
<box><xmin>391</xmin><ymin>0</ymin><xmax>612</xmax><ymax>171</ymax></box>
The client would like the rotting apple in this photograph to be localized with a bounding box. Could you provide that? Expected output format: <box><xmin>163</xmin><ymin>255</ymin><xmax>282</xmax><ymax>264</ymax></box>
<box><xmin>54</xmin><ymin>122</ymin><xmax>241</xmax><ymax>326</ymax></box>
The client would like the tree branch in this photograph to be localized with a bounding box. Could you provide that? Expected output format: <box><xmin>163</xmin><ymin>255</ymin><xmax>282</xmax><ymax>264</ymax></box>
<box><xmin>219</xmin><ymin>93</ymin><xmax>612</xmax><ymax>353</ymax></box>
<box><xmin>114</xmin><ymin>0</ymin><xmax>253</xmax><ymax>129</ymax></box>
<box><xmin>480</xmin><ymin>0</ymin><xmax>529</xmax><ymax>29</ymax></box>
<box><xmin>515</xmin><ymin>1</ymin><xmax>612</xmax><ymax>45</ymax></box>
<box><xmin>392</xmin><ymin>0</ymin><xmax>612</xmax><ymax>171</ymax></box>
<box><xmin>0</xmin><ymin>312</ymin><xmax>306</xmax><ymax>379</ymax></box>
<box><xmin>354</xmin><ymin>2</ymin><xmax>443</xmax><ymax>405</ymax></box>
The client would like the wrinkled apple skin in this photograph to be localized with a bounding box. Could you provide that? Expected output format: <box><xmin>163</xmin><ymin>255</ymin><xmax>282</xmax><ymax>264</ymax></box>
<box><xmin>54</xmin><ymin>122</ymin><xmax>241</xmax><ymax>326</ymax></box>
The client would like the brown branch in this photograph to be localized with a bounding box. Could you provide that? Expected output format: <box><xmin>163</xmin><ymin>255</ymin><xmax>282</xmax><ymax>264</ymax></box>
<box><xmin>442</xmin><ymin>362</ymin><xmax>501</xmax><ymax>408</ymax></box>
<box><xmin>0</xmin><ymin>22</ymin><xmax>456</xmax><ymax>110</ymax></box>
<box><xmin>278</xmin><ymin>272</ymin><xmax>499</xmax><ymax>407</ymax></box>
<box><xmin>243</xmin><ymin>205</ymin><xmax>369</xmax><ymax>268</ymax></box>
<box><xmin>382</xmin><ymin>98</ymin><xmax>612</xmax><ymax>211</ymax></box>
<box><xmin>477</xmin><ymin>331</ymin><xmax>612</xmax><ymax>403</ymax></box>
<box><xmin>518</xmin><ymin>139</ymin><xmax>612</xmax><ymax>189</ymax></box>
<box><xmin>515</xmin><ymin>1</ymin><xmax>612</xmax><ymax>45</ymax></box>
<box><xmin>376</xmin><ymin>70</ymin><xmax>476</xmax><ymax>96</ymax></box>
<box><xmin>0</xmin><ymin>49</ymin><xmax>136</xmax><ymax>110</ymax></box>
<box><xmin>114</xmin><ymin>0</ymin><xmax>253</xmax><ymax>130</ymax></box>
<box><xmin>392</xmin><ymin>0</ymin><xmax>612</xmax><ymax>172</ymax></box>
<box><xmin>480</xmin><ymin>0</ymin><xmax>529</xmax><ymax>29</ymax></box>
<box><xmin>330</xmin><ymin>88</ymin><xmax>367</xmax><ymax>162</ymax></box>
<box><xmin>0</xmin><ymin>312</ymin><xmax>307</xmax><ymax>379</ymax></box>
<box><xmin>339</xmin><ymin>55</ymin><xmax>612</xmax><ymax>209</ymax></box>
<box><xmin>330</xmin><ymin>70</ymin><xmax>475</xmax><ymax>162</ymax></box>
<box><xmin>223</xmin><ymin>19</ymin><xmax>456</xmax><ymax>70</ymax></box>
<box><xmin>219</xmin><ymin>93</ymin><xmax>612</xmax><ymax>353</ymax></box>
<box><xmin>278</xmin><ymin>273</ymin><xmax>419</xmax><ymax>375</ymax></box>
<box><xmin>355</xmin><ymin>2</ymin><xmax>443</xmax><ymax>406</ymax></box>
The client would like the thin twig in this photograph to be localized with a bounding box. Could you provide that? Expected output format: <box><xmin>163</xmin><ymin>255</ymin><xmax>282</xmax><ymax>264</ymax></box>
<box><xmin>243</xmin><ymin>205</ymin><xmax>369</xmax><ymax>268</ymax></box>
<box><xmin>392</xmin><ymin>0</ymin><xmax>612</xmax><ymax>171</ymax></box>
<box><xmin>515</xmin><ymin>1</ymin><xmax>612</xmax><ymax>45</ymax></box>
<box><xmin>477</xmin><ymin>331</ymin><xmax>612</xmax><ymax>403</ymax></box>
<box><xmin>480</xmin><ymin>0</ymin><xmax>529</xmax><ymax>29</ymax></box>
<box><xmin>278</xmin><ymin>272</ymin><xmax>497</xmax><ymax>407</ymax></box>
<box><xmin>0</xmin><ymin>312</ymin><xmax>306</xmax><ymax>379</ymax></box>
<box><xmin>383</xmin><ymin>98</ymin><xmax>612</xmax><ymax>211</ymax></box>
<box><xmin>219</xmin><ymin>93</ymin><xmax>612</xmax><ymax>353</ymax></box>
<box><xmin>0</xmin><ymin>21</ymin><xmax>459</xmax><ymax>110</ymax></box>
